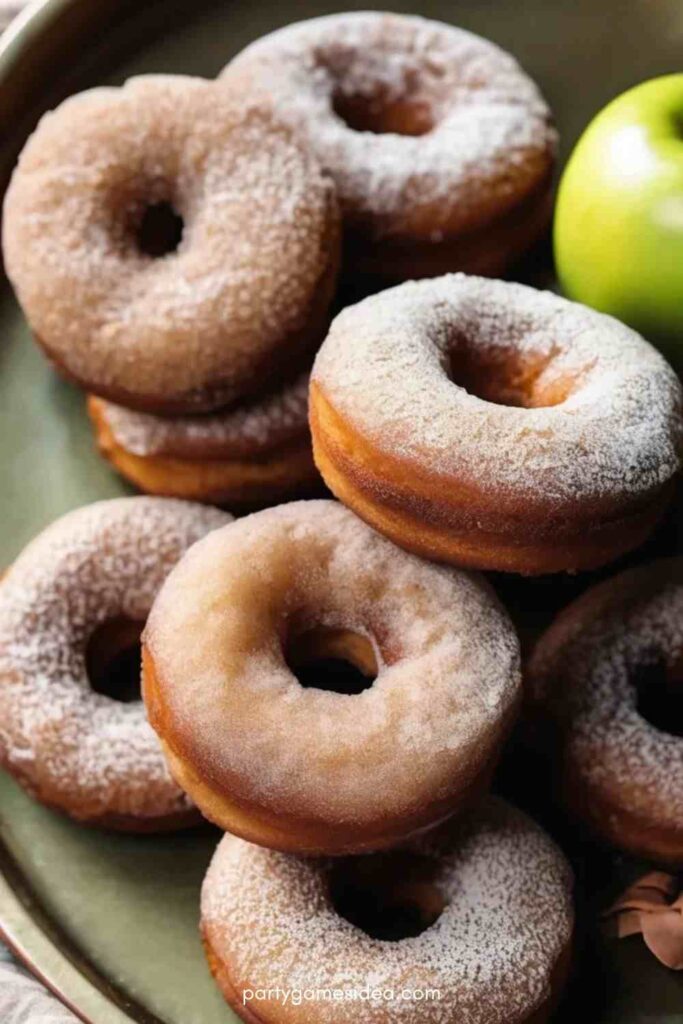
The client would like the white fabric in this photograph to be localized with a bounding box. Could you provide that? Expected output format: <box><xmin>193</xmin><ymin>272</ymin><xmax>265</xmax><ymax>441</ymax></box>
<box><xmin>0</xmin><ymin>948</ymin><xmax>78</xmax><ymax>1022</ymax></box>
<box><xmin>0</xmin><ymin>0</ymin><xmax>28</xmax><ymax>33</ymax></box>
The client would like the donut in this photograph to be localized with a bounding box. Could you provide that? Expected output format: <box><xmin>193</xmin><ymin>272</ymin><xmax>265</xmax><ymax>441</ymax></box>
<box><xmin>527</xmin><ymin>559</ymin><xmax>683</xmax><ymax>865</ymax></box>
<box><xmin>142</xmin><ymin>500</ymin><xmax>520</xmax><ymax>854</ymax></box>
<box><xmin>221</xmin><ymin>12</ymin><xmax>557</xmax><ymax>282</ymax></box>
<box><xmin>87</xmin><ymin>371</ymin><xmax>320</xmax><ymax>506</ymax></box>
<box><xmin>2</xmin><ymin>75</ymin><xmax>340</xmax><ymax>414</ymax></box>
<box><xmin>310</xmin><ymin>275</ymin><xmax>683</xmax><ymax>575</ymax></box>
<box><xmin>200</xmin><ymin>797</ymin><xmax>574</xmax><ymax>1024</ymax></box>
<box><xmin>0</xmin><ymin>497</ymin><xmax>230</xmax><ymax>830</ymax></box>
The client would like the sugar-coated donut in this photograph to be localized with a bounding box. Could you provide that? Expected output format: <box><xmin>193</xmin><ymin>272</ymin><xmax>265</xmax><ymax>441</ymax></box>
<box><xmin>87</xmin><ymin>372</ymin><xmax>319</xmax><ymax>506</ymax></box>
<box><xmin>221</xmin><ymin>12</ymin><xmax>556</xmax><ymax>281</ymax></box>
<box><xmin>528</xmin><ymin>559</ymin><xmax>683</xmax><ymax>865</ymax></box>
<box><xmin>2</xmin><ymin>75</ymin><xmax>340</xmax><ymax>414</ymax></box>
<box><xmin>201</xmin><ymin>797</ymin><xmax>573</xmax><ymax>1024</ymax></box>
<box><xmin>0</xmin><ymin>497</ymin><xmax>230</xmax><ymax>830</ymax></box>
<box><xmin>310</xmin><ymin>275</ymin><xmax>682</xmax><ymax>575</ymax></box>
<box><xmin>142</xmin><ymin>500</ymin><xmax>520</xmax><ymax>854</ymax></box>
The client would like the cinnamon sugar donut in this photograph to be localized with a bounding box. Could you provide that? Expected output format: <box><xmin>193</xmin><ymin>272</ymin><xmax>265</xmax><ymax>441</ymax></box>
<box><xmin>142</xmin><ymin>500</ymin><xmax>520</xmax><ymax>854</ymax></box>
<box><xmin>528</xmin><ymin>559</ymin><xmax>683</xmax><ymax>865</ymax></box>
<box><xmin>2</xmin><ymin>75</ymin><xmax>340</xmax><ymax>413</ymax></box>
<box><xmin>221</xmin><ymin>12</ymin><xmax>557</xmax><ymax>281</ymax></box>
<box><xmin>310</xmin><ymin>275</ymin><xmax>682</xmax><ymax>575</ymax></box>
<box><xmin>201</xmin><ymin>797</ymin><xmax>574</xmax><ymax>1024</ymax></box>
<box><xmin>87</xmin><ymin>371</ymin><xmax>319</xmax><ymax>506</ymax></box>
<box><xmin>0</xmin><ymin>497</ymin><xmax>230</xmax><ymax>830</ymax></box>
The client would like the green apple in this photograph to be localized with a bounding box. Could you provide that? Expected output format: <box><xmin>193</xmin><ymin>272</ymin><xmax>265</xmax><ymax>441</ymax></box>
<box><xmin>554</xmin><ymin>74</ymin><xmax>683</xmax><ymax>369</ymax></box>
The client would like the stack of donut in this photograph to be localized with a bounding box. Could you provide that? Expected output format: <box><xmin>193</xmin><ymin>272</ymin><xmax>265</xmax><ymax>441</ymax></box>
<box><xmin>3</xmin><ymin>74</ymin><xmax>341</xmax><ymax>507</ymax></box>
<box><xmin>2</xmin><ymin>10</ymin><xmax>683</xmax><ymax>1024</ymax></box>
<box><xmin>2</xmin><ymin>10</ymin><xmax>560</xmax><ymax>513</ymax></box>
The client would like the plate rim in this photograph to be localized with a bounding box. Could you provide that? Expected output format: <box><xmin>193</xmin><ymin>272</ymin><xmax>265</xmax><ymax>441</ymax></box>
<box><xmin>0</xmin><ymin>836</ymin><xmax>158</xmax><ymax>1024</ymax></box>
<box><xmin>0</xmin><ymin>3</ymin><xmax>174</xmax><ymax>1019</ymax></box>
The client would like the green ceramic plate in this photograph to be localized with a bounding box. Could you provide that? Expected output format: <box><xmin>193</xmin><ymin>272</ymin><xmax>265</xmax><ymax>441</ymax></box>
<box><xmin>1</xmin><ymin>0</ymin><xmax>683</xmax><ymax>1021</ymax></box>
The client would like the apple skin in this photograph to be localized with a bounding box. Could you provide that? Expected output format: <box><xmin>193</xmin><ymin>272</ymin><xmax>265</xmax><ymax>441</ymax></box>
<box><xmin>554</xmin><ymin>74</ymin><xmax>683</xmax><ymax>370</ymax></box>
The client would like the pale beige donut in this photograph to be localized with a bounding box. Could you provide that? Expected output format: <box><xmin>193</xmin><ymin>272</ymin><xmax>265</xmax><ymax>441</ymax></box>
<box><xmin>2</xmin><ymin>75</ymin><xmax>340</xmax><ymax>413</ymax></box>
<box><xmin>87</xmin><ymin>371</ymin><xmax>320</xmax><ymax>506</ymax></box>
<box><xmin>90</xmin><ymin>372</ymin><xmax>311</xmax><ymax>462</ymax></box>
<box><xmin>142</xmin><ymin>500</ymin><xmax>521</xmax><ymax>854</ymax></box>
<box><xmin>222</xmin><ymin>12</ymin><xmax>557</xmax><ymax>280</ymax></box>
<box><xmin>0</xmin><ymin>497</ymin><xmax>231</xmax><ymax>830</ymax></box>
<box><xmin>201</xmin><ymin>797</ymin><xmax>574</xmax><ymax>1024</ymax></box>
<box><xmin>310</xmin><ymin>274</ymin><xmax>682</xmax><ymax>574</ymax></box>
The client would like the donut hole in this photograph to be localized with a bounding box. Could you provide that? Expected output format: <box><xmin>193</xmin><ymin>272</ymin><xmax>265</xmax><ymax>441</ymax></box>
<box><xmin>330</xmin><ymin>853</ymin><xmax>446</xmax><ymax>941</ymax></box>
<box><xmin>86</xmin><ymin>617</ymin><xmax>144</xmax><ymax>703</ymax></box>
<box><xmin>332</xmin><ymin>90</ymin><xmax>433</xmax><ymax>136</ymax></box>
<box><xmin>285</xmin><ymin>626</ymin><xmax>377</xmax><ymax>695</ymax></box>
<box><xmin>634</xmin><ymin>654</ymin><xmax>683</xmax><ymax>737</ymax></box>
<box><xmin>135</xmin><ymin>201</ymin><xmax>184</xmax><ymax>257</ymax></box>
<box><xmin>445</xmin><ymin>343</ymin><xmax>573</xmax><ymax>408</ymax></box>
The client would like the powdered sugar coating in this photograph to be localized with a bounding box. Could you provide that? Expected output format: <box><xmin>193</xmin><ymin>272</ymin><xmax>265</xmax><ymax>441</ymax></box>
<box><xmin>528</xmin><ymin>559</ymin><xmax>683</xmax><ymax>849</ymax></box>
<box><xmin>222</xmin><ymin>12</ymin><xmax>556</xmax><ymax>241</ymax></box>
<box><xmin>94</xmin><ymin>371</ymin><xmax>310</xmax><ymax>460</ymax></box>
<box><xmin>201</xmin><ymin>797</ymin><xmax>573</xmax><ymax>1024</ymax></box>
<box><xmin>0</xmin><ymin>497</ymin><xmax>230</xmax><ymax>825</ymax></box>
<box><xmin>312</xmin><ymin>274</ymin><xmax>682</xmax><ymax>511</ymax></box>
<box><xmin>144</xmin><ymin>500</ymin><xmax>520</xmax><ymax>847</ymax></box>
<box><xmin>2</xmin><ymin>75</ymin><xmax>339</xmax><ymax>412</ymax></box>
